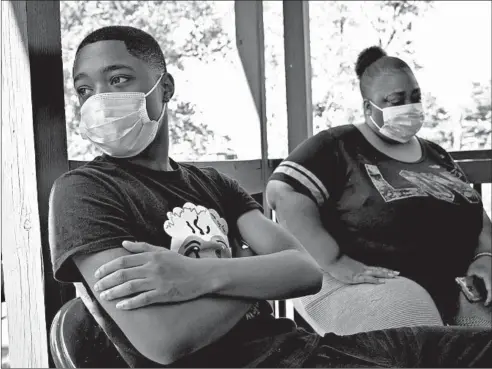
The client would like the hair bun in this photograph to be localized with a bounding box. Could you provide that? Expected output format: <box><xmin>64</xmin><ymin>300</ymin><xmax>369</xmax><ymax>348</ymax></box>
<box><xmin>355</xmin><ymin>46</ymin><xmax>387</xmax><ymax>79</ymax></box>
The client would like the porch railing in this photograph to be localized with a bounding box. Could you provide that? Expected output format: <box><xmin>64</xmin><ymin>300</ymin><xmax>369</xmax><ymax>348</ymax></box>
<box><xmin>69</xmin><ymin>148</ymin><xmax>492</xmax><ymax>198</ymax></box>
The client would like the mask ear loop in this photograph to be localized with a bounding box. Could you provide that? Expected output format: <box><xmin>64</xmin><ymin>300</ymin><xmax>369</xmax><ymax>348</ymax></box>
<box><xmin>144</xmin><ymin>73</ymin><xmax>167</xmax><ymax>124</ymax></box>
<box><xmin>156</xmin><ymin>102</ymin><xmax>167</xmax><ymax>123</ymax></box>
<box><xmin>145</xmin><ymin>73</ymin><xmax>165</xmax><ymax>97</ymax></box>
<box><xmin>368</xmin><ymin>100</ymin><xmax>384</xmax><ymax>129</ymax></box>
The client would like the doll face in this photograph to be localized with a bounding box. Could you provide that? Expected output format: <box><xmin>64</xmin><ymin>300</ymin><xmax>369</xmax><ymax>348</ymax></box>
<box><xmin>164</xmin><ymin>202</ymin><xmax>232</xmax><ymax>257</ymax></box>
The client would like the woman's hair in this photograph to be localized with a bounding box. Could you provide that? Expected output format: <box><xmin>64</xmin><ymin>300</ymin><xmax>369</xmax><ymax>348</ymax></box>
<box><xmin>355</xmin><ymin>45</ymin><xmax>411</xmax><ymax>97</ymax></box>
<box><xmin>355</xmin><ymin>46</ymin><xmax>387</xmax><ymax>80</ymax></box>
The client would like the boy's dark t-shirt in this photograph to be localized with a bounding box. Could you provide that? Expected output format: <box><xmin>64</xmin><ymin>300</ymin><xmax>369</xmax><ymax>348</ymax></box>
<box><xmin>49</xmin><ymin>155</ymin><xmax>278</xmax><ymax>367</ymax></box>
<box><xmin>269</xmin><ymin>124</ymin><xmax>484</xmax><ymax>319</ymax></box>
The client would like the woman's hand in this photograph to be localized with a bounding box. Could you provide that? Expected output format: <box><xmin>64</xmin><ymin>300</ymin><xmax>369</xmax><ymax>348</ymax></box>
<box><xmin>326</xmin><ymin>254</ymin><xmax>399</xmax><ymax>284</ymax></box>
<box><xmin>93</xmin><ymin>241</ymin><xmax>209</xmax><ymax>310</ymax></box>
<box><xmin>467</xmin><ymin>256</ymin><xmax>492</xmax><ymax>306</ymax></box>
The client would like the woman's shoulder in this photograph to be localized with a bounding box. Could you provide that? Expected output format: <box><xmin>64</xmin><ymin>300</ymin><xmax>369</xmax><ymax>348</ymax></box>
<box><xmin>320</xmin><ymin>124</ymin><xmax>359</xmax><ymax>137</ymax></box>
<box><xmin>419</xmin><ymin>138</ymin><xmax>453</xmax><ymax>160</ymax></box>
<box><xmin>311</xmin><ymin>124</ymin><xmax>362</xmax><ymax>146</ymax></box>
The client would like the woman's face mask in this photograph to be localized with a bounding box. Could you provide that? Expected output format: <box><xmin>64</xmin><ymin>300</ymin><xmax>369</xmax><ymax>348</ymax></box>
<box><xmin>80</xmin><ymin>73</ymin><xmax>165</xmax><ymax>158</ymax></box>
<box><xmin>369</xmin><ymin>101</ymin><xmax>425</xmax><ymax>143</ymax></box>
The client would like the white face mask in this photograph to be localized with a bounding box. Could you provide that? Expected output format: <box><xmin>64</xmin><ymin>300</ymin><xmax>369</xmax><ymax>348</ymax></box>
<box><xmin>80</xmin><ymin>73</ymin><xmax>165</xmax><ymax>158</ymax></box>
<box><xmin>369</xmin><ymin>101</ymin><xmax>424</xmax><ymax>143</ymax></box>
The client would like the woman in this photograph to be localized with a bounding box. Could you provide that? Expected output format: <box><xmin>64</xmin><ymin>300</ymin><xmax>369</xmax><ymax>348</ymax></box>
<box><xmin>266</xmin><ymin>46</ymin><xmax>491</xmax><ymax>335</ymax></box>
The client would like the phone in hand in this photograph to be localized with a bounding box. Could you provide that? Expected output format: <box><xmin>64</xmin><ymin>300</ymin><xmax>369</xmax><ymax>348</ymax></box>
<box><xmin>455</xmin><ymin>276</ymin><xmax>486</xmax><ymax>303</ymax></box>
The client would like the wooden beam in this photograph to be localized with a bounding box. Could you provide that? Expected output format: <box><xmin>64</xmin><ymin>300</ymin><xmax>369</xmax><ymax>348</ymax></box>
<box><xmin>25</xmin><ymin>1</ymin><xmax>75</xmax><ymax>366</ymax></box>
<box><xmin>283</xmin><ymin>0</ymin><xmax>313</xmax><ymax>152</ymax></box>
<box><xmin>450</xmin><ymin>150</ymin><xmax>492</xmax><ymax>161</ymax></box>
<box><xmin>71</xmin><ymin>159</ymin><xmax>277</xmax><ymax>196</ymax></box>
<box><xmin>234</xmin><ymin>0</ymin><xmax>270</xmax><ymax>217</ymax></box>
<box><xmin>70</xmin><ymin>150</ymin><xmax>492</xmax><ymax>191</ymax></box>
<box><xmin>450</xmin><ymin>150</ymin><xmax>492</xmax><ymax>185</ymax></box>
<box><xmin>456</xmin><ymin>159</ymin><xmax>492</xmax><ymax>185</ymax></box>
<box><xmin>1</xmin><ymin>1</ymin><xmax>49</xmax><ymax>366</ymax></box>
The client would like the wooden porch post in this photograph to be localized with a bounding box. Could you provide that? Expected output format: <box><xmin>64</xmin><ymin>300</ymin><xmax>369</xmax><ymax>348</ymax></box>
<box><xmin>2</xmin><ymin>0</ymin><xmax>72</xmax><ymax>367</ymax></box>
<box><xmin>234</xmin><ymin>0</ymin><xmax>271</xmax><ymax>218</ymax></box>
<box><xmin>283</xmin><ymin>0</ymin><xmax>313</xmax><ymax>151</ymax></box>
<box><xmin>25</xmin><ymin>1</ymin><xmax>75</xmax><ymax>339</ymax></box>
<box><xmin>280</xmin><ymin>0</ymin><xmax>313</xmax><ymax>320</ymax></box>
<box><xmin>2</xmin><ymin>1</ymin><xmax>49</xmax><ymax>366</ymax></box>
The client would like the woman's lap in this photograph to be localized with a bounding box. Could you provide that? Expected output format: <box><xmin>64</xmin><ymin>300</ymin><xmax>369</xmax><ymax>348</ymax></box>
<box><xmin>294</xmin><ymin>274</ymin><xmax>443</xmax><ymax>336</ymax></box>
<box><xmin>454</xmin><ymin>291</ymin><xmax>492</xmax><ymax>327</ymax></box>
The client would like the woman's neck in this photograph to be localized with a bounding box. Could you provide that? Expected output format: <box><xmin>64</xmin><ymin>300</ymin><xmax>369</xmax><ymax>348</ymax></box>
<box><xmin>353</xmin><ymin>122</ymin><xmax>423</xmax><ymax>163</ymax></box>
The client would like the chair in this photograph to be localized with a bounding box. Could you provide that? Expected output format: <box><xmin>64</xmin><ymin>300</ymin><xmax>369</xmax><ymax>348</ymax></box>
<box><xmin>49</xmin><ymin>298</ymin><xmax>128</xmax><ymax>368</ymax></box>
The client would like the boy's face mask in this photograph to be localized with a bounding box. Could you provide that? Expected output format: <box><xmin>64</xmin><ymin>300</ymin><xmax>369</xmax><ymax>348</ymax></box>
<box><xmin>79</xmin><ymin>73</ymin><xmax>165</xmax><ymax>158</ymax></box>
<box><xmin>369</xmin><ymin>101</ymin><xmax>425</xmax><ymax>143</ymax></box>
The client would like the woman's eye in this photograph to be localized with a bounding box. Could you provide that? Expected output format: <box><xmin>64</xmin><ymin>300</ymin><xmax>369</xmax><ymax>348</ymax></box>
<box><xmin>110</xmin><ymin>76</ymin><xmax>130</xmax><ymax>85</ymax></box>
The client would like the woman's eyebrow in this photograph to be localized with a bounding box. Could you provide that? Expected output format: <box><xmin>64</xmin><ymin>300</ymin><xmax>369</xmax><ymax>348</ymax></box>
<box><xmin>385</xmin><ymin>91</ymin><xmax>405</xmax><ymax>100</ymax></box>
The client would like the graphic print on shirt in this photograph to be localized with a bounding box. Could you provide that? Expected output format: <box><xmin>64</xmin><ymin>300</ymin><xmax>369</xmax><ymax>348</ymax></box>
<box><xmin>365</xmin><ymin>164</ymin><xmax>480</xmax><ymax>204</ymax></box>
<box><xmin>164</xmin><ymin>202</ymin><xmax>231</xmax><ymax>258</ymax></box>
<box><xmin>163</xmin><ymin>202</ymin><xmax>263</xmax><ymax>320</ymax></box>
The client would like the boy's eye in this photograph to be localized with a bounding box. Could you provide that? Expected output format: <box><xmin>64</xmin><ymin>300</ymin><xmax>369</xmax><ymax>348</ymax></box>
<box><xmin>110</xmin><ymin>76</ymin><xmax>130</xmax><ymax>85</ymax></box>
<box><xmin>77</xmin><ymin>86</ymin><xmax>92</xmax><ymax>97</ymax></box>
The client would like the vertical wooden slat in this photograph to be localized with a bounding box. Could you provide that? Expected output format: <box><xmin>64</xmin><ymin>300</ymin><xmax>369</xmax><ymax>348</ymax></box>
<box><xmin>283</xmin><ymin>0</ymin><xmax>313</xmax><ymax>152</ymax></box>
<box><xmin>235</xmin><ymin>0</ymin><xmax>277</xmax><ymax>315</ymax></box>
<box><xmin>279</xmin><ymin>0</ymin><xmax>313</xmax><ymax>318</ymax></box>
<box><xmin>24</xmin><ymin>1</ymin><xmax>74</xmax><ymax>366</ymax></box>
<box><xmin>235</xmin><ymin>0</ymin><xmax>271</xmax><ymax>218</ymax></box>
<box><xmin>1</xmin><ymin>1</ymin><xmax>49</xmax><ymax>366</ymax></box>
<box><xmin>473</xmin><ymin>183</ymin><xmax>482</xmax><ymax>196</ymax></box>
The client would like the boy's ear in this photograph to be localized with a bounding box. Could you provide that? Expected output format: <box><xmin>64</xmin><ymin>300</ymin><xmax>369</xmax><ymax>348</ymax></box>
<box><xmin>162</xmin><ymin>73</ymin><xmax>175</xmax><ymax>103</ymax></box>
<box><xmin>363</xmin><ymin>99</ymin><xmax>372</xmax><ymax>116</ymax></box>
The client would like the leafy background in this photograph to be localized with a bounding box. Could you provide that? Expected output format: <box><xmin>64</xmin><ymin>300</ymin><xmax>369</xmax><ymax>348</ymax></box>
<box><xmin>61</xmin><ymin>0</ymin><xmax>491</xmax><ymax>162</ymax></box>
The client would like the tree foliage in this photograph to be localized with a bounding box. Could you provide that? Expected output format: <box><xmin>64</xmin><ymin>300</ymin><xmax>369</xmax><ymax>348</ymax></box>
<box><xmin>61</xmin><ymin>1</ymin><xmax>490</xmax><ymax>161</ymax></box>
<box><xmin>305</xmin><ymin>0</ymin><xmax>490</xmax><ymax>152</ymax></box>
<box><xmin>262</xmin><ymin>1</ymin><xmax>490</xmax><ymax>157</ymax></box>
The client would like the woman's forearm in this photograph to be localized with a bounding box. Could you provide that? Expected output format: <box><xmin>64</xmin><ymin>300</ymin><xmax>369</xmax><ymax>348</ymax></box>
<box><xmin>201</xmin><ymin>249</ymin><xmax>322</xmax><ymax>301</ymax></box>
<box><xmin>278</xmin><ymin>215</ymin><xmax>341</xmax><ymax>268</ymax></box>
<box><xmin>274</xmin><ymin>191</ymin><xmax>341</xmax><ymax>269</ymax></box>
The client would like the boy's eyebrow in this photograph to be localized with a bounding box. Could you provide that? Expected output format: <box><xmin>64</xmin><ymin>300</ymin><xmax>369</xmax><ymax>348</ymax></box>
<box><xmin>73</xmin><ymin>72</ymin><xmax>88</xmax><ymax>84</ymax></box>
<box><xmin>74</xmin><ymin>64</ymin><xmax>136</xmax><ymax>84</ymax></box>
<box><xmin>101</xmin><ymin>64</ymin><xmax>136</xmax><ymax>74</ymax></box>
